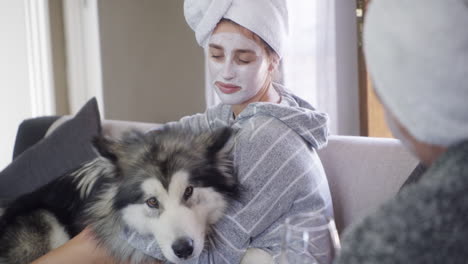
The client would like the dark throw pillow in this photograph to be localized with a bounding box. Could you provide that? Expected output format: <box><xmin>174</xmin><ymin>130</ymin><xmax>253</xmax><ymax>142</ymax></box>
<box><xmin>12</xmin><ymin>116</ymin><xmax>62</xmax><ymax>159</ymax></box>
<box><xmin>0</xmin><ymin>98</ymin><xmax>101</xmax><ymax>202</ymax></box>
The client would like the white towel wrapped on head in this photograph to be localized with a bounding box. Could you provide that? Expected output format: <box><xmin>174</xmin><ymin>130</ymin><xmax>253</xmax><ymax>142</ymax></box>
<box><xmin>184</xmin><ymin>0</ymin><xmax>289</xmax><ymax>58</ymax></box>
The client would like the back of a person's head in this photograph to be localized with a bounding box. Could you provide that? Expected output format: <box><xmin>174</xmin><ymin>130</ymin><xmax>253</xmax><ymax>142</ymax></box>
<box><xmin>364</xmin><ymin>0</ymin><xmax>468</xmax><ymax>147</ymax></box>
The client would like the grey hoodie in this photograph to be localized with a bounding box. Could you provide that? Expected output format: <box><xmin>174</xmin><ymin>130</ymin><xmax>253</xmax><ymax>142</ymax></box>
<box><xmin>122</xmin><ymin>91</ymin><xmax>333</xmax><ymax>263</ymax></box>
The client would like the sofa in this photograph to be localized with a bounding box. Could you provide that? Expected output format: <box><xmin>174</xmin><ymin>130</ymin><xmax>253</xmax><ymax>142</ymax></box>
<box><xmin>98</xmin><ymin>120</ymin><xmax>420</xmax><ymax>233</ymax></box>
<box><xmin>13</xmin><ymin>115</ymin><xmax>417</xmax><ymax>235</ymax></box>
<box><xmin>0</xmin><ymin>113</ymin><xmax>420</xmax><ymax>263</ymax></box>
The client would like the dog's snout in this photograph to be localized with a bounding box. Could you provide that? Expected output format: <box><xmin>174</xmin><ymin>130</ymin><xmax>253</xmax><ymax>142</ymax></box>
<box><xmin>172</xmin><ymin>237</ymin><xmax>194</xmax><ymax>259</ymax></box>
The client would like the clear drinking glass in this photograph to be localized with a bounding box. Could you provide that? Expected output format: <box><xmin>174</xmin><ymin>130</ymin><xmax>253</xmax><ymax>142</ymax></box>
<box><xmin>279</xmin><ymin>212</ymin><xmax>341</xmax><ymax>264</ymax></box>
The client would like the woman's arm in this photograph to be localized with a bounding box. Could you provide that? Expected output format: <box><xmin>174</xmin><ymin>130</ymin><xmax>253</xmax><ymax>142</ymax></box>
<box><xmin>31</xmin><ymin>228</ymin><xmax>118</xmax><ymax>264</ymax></box>
<box><xmin>31</xmin><ymin>228</ymin><xmax>163</xmax><ymax>264</ymax></box>
<box><xmin>161</xmin><ymin>104</ymin><xmax>229</xmax><ymax>134</ymax></box>
<box><xmin>232</xmin><ymin>116</ymin><xmax>333</xmax><ymax>261</ymax></box>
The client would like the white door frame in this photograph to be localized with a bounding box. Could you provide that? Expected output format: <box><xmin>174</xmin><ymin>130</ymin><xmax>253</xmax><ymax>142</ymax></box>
<box><xmin>63</xmin><ymin>0</ymin><xmax>104</xmax><ymax>116</ymax></box>
<box><xmin>24</xmin><ymin>0</ymin><xmax>56</xmax><ymax>117</ymax></box>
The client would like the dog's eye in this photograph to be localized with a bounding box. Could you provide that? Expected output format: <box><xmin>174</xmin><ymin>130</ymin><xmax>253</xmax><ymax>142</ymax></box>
<box><xmin>183</xmin><ymin>186</ymin><xmax>193</xmax><ymax>200</ymax></box>
<box><xmin>146</xmin><ymin>197</ymin><xmax>159</xmax><ymax>209</ymax></box>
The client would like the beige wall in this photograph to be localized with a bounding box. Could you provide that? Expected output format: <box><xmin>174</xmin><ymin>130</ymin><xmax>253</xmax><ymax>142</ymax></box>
<box><xmin>49</xmin><ymin>0</ymin><xmax>69</xmax><ymax>115</ymax></box>
<box><xmin>334</xmin><ymin>0</ymin><xmax>360</xmax><ymax>135</ymax></box>
<box><xmin>98</xmin><ymin>0</ymin><xmax>205</xmax><ymax>123</ymax></box>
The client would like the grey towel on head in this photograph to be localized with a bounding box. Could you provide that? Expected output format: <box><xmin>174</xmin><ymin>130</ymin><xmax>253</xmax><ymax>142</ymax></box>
<box><xmin>364</xmin><ymin>0</ymin><xmax>468</xmax><ymax>146</ymax></box>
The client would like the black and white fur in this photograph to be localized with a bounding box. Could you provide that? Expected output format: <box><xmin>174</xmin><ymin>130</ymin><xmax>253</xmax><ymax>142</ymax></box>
<box><xmin>0</xmin><ymin>127</ymin><xmax>238</xmax><ymax>264</ymax></box>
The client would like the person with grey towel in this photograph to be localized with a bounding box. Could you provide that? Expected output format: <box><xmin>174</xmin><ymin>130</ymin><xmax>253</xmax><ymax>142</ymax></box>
<box><xmin>334</xmin><ymin>0</ymin><xmax>468</xmax><ymax>263</ymax></box>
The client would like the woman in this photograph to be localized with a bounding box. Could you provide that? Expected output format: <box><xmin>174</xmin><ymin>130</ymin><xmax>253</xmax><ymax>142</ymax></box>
<box><xmin>334</xmin><ymin>0</ymin><xmax>468</xmax><ymax>263</ymax></box>
<box><xmin>33</xmin><ymin>0</ymin><xmax>333</xmax><ymax>263</ymax></box>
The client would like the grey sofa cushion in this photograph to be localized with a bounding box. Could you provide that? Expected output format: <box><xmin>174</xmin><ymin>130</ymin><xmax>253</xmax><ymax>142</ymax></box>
<box><xmin>0</xmin><ymin>98</ymin><xmax>101</xmax><ymax>201</ymax></box>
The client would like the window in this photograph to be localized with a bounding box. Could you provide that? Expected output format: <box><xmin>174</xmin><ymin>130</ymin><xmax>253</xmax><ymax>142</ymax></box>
<box><xmin>286</xmin><ymin>0</ymin><xmax>361</xmax><ymax>136</ymax></box>
<box><xmin>285</xmin><ymin>0</ymin><xmax>339</xmax><ymax>132</ymax></box>
<box><xmin>285</xmin><ymin>0</ymin><xmax>323</xmax><ymax>106</ymax></box>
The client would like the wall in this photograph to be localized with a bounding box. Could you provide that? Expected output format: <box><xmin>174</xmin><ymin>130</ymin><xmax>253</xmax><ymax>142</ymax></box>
<box><xmin>98</xmin><ymin>0</ymin><xmax>205</xmax><ymax>123</ymax></box>
<box><xmin>334</xmin><ymin>0</ymin><xmax>360</xmax><ymax>135</ymax></box>
<box><xmin>49</xmin><ymin>0</ymin><xmax>70</xmax><ymax>115</ymax></box>
<box><xmin>0</xmin><ymin>0</ymin><xmax>32</xmax><ymax>169</ymax></box>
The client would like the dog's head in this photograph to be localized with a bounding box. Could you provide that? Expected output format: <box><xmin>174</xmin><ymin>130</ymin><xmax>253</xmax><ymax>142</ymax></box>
<box><xmin>93</xmin><ymin>127</ymin><xmax>238</xmax><ymax>263</ymax></box>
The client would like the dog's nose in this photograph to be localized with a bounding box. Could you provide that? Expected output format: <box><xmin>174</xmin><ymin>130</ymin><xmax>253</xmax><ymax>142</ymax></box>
<box><xmin>172</xmin><ymin>237</ymin><xmax>194</xmax><ymax>259</ymax></box>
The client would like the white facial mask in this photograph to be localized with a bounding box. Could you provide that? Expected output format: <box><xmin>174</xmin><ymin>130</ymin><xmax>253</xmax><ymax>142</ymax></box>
<box><xmin>206</xmin><ymin>32</ymin><xmax>270</xmax><ymax>105</ymax></box>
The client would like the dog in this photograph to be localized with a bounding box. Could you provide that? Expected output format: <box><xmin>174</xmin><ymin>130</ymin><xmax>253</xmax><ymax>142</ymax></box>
<box><xmin>0</xmin><ymin>126</ymin><xmax>238</xmax><ymax>264</ymax></box>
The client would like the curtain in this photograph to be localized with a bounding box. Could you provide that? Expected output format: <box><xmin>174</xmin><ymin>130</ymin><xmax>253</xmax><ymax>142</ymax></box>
<box><xmin>284</xmin><ymin>0</ymin><xmax>338</xmax><ymax>134</ymax></box>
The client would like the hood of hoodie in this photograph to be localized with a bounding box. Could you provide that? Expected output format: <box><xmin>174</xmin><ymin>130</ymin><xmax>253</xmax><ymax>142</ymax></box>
<box><xmin>228</xmin><ymin>91</ymin><xmax>329</xmax><ymax>149</ymax></box>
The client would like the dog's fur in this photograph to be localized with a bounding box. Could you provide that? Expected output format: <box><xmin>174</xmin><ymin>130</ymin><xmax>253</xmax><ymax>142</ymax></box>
<box><xmin>0</xmin><ymin>127</ymin><xmax>238</xmax><ymax>264</ymax></box>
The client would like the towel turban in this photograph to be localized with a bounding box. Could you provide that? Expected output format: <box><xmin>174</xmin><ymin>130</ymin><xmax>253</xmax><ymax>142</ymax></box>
<box><xmin>364</xmin><ymin>0</ymin><xmax>468</xmax><ymax>146</ymax></box>
<box><xmin>184</xmin><ymin>0</ymin><xmax>289</xmax><ymax>58</ymax></box>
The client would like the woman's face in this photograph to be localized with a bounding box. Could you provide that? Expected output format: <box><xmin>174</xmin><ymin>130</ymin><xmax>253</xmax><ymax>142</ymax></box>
<box><xmin>206</xmin><ymin>21</ymin><xmax>270</xmax><ymax>105</ymax></box>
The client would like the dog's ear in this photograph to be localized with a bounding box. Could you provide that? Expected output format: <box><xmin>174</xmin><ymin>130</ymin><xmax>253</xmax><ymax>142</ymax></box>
<box><xmin>92</xmin><ymin>136</ymin><xmax>119</xmax><ymax>162</ymax></box>
<box><xmin>93</xmin><ymin>130</ymin><xmax>145</xmax><ymax>163</ymax></box>
<box><xmin>93</xmin><ymin>130</ymin><xmax>146</xmax><ymax>163</ymax></box>
<box><xmin>120</xmin><ymin>130</ymin><xmax>146</xmax><ymax>145</ymax></box>
<box><xmin>206</xmin><ymin>127</ymin><xmax>234</xmax><ymax>155</ymax></box>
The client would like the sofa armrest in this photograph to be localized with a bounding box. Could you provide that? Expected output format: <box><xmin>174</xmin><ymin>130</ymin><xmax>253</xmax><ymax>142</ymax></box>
<box><xmin>317</xmin><ymin>135</ymin><xmax>419</xmax><ymax>234</ymax></box>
